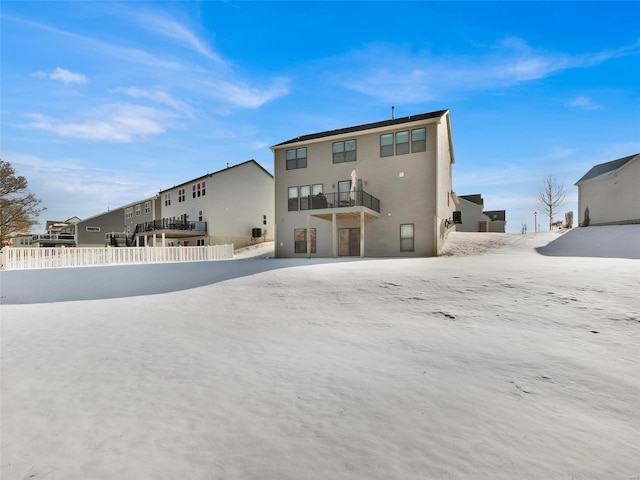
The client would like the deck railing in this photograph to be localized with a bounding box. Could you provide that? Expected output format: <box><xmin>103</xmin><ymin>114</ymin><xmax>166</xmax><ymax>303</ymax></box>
<box><xmin>290</xmin><ymin>190</ymin><xmax>381</xmax><ymax>213</ymax></box>
<box><xmin>0</xmin><ymin>244</ymin><xmax>233</xmax><ymax>270</ymax></box>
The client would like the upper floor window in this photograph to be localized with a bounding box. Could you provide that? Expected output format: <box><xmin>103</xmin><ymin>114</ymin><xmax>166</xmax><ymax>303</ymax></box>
<box><xmin>145</xmin><ymin>201</ymin><xmax>151</xmax><ymax>214</ymax></box>
<box><xmin>164</xmin><ymin>193</ymin><xmax>171</xmax><ymax>206</ymax></box>
<box><xmin>125</xmin><ymin>207</ymin><xmax>133</xmax><ymax>219</ymax></box>
<box><xmin>396</xmin><ymin>131</ymin><xmax>409</xmax><ymax>155</ymax></box>
<box><xmin>178</xmin><ymin>188</ymin><xmax>185</xmax><ymax>202</ymax></box>
<box><xmin>411</xmin><ymin>128</ymin><xmax>426</xmax><ymax>152</ymax></box>
<box><xmin>333</xmin><ymin>140</ymin><xmax>357</xmax><ymax>163</ymax></box>
<box><xmin>380</xmin><ymin>127</ymin><xmax>427</xmax><ymax>157</ymax></box>
<box><xmin>286</xmin><ymin>148</ymin><xmax>307</xmax><ymax>170</ymax></box>
<box><xmin>192</xmin><ymin>181</ymin><xmax>206</xmax><ymax>198</ymax></box>
<box><xmin>380</xmin><ymin>134</ymin><xmax>394</xmax><ymax>157</ymax></box>
<box><xmin>135</xmin><ymin>204</ymin><xmax>141</xmax><ymax>216</ymax></box>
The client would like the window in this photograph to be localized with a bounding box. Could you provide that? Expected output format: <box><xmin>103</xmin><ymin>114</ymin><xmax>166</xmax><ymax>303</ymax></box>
<box><xmin>400</xmin><ymin>224</ymin><xmax>415</xmax><ymax>252</ymax></box>
<box><xmin>380</xmin><ymin>133</ymin><xmax>394</xmax><ymax>157</ymax></box>
<box><xmin>411</xmin><ymin>128</ymin><xmax>426</xmax><ymax>152</ymax></box>
<box><xmin>263</xmin><ymin>214</ymin><xmax>267</xmax><ymax>226</ymax></box>
<box><xmin>86</xmin><ymin>226</ymin><xmax>100</xmax><ymax>232</ymax></box>
<box><xmin>395</xmin><ymin>131</ymin><xmax>409</xmax><ymax>155</ymax></box>
<box><xmin>294</xmin><ymin>228</ymin><xmax>316</xmax><ymax>254</ymax></box>
<box><xmin>135</xmin><ymin>204</ymin><xmax>141</xmax><ymax>216</ymax></box>
<box><xmin>191</xmin><ymin>182</ymin><xmax>206</xmax><ymax>198</ymax></box>
<box><xmin>164</xmin><ymin>193</ymin><xmax>171</xmax><ymax>206</ymax></box>
<box><xmin>312</xmin><ymin>184</ymin><xmax>323</xmax><ymax>196</ymax></box>
<box><xmin>178</xmin><ymin>188</ymin><xmax>185</xmax><ymax>202</ymax></box>
<box><xmin>381</xmin><ymin>127</ymin><xmax>427</xmax><ymax>157</ymax></box>
<box><xmin>288</xmin><ymin>186</ymin><xmax>299</xmax><ymax>211</ymax></box>
<box><xmin>333</xmin><ymin>139</ymin><xmax>356</xmax><ymax>163</ymax></box>
<box><xmin>198</xmin><ymin>210</ymin><xmax>203</xmax><ymax>222</ymax></box>
<box><xmin>286</xmin><ymin>147</ymin><xmax>307</xmax><ymax>170</ymax></box>
<box><xmin>145</xmin><ymin>201</ymin><xmax>151</xmax><ymax>214</ymax></box>
<box><xmin>197</xmin><ymin>239</ymin><xmax>205</xmax><ymax>246</ymax></box>
<box><xmin>300</xmin><ymin>185</ymin><xmax>311</xmax><ymax>210</ymax></box>
<box><xmin>125</xmin><ymin>207</ymin><xmax>133</xmax><ymax>219</ymax></box>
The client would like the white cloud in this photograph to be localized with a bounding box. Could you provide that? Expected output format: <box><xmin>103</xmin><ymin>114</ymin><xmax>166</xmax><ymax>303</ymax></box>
<box><xmin>204</xmin><ymin>78</ymin><xmax>290</xmax><ymax>108</ymax></box>
<box><xmin>114</xmin><ymin>87</ymin><xmax>193</xmax><ymax>117</ymax></box>
<box><xmin>20</xmin><ymin>104</ymin><xmax>173</xmax><ymax>143</ymax></box>
<box><xmin>31</xmin><ymin>67</ymin><xmax>88</xmax><ymax>84</ymax></box>
<box><xmin>50</xmin><ymin>67</ymin><xmax>88</xmax><ymax>84</ymax></box>
<box><xmin>130</xmin><ymin>10</ymin><xmax>222</xmax><ymax>64</ymax></box>
<box><xmin>567</xmin><ymin>96</ymin><xmax>601</xmax><ymax>110</ymax></box>
<box><xmin>335</xmin><ymin>38</ymin><xmax>640</xmax><ymax>103</ymax></box>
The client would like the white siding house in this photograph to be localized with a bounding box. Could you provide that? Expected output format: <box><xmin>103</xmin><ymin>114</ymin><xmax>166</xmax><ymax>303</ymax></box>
<box><xmin>575</xmin><ymin>153</ymin><xmax>640</xmax><ymax>226</ymax></box>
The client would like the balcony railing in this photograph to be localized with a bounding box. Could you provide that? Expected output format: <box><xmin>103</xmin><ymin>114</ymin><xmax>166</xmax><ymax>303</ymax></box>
<box><xmin>135</xmin><ymin>220</ymin><xmax>208</xmax><ymax>233</ymax></box>
<box><xmin>289</xmin><ymin>190</ymin><xmax>381</xmax><ymax>213</ymax></box>
<box><xmin>32</xmin><ymin>233</ymin><xmax>76</xmax><ymax>242</ymax></box>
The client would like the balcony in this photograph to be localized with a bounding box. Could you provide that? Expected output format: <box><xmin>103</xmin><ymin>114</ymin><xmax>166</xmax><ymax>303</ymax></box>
<box><xmin>135</xmin><ymin>220</ymin><xmax>207</xmax><ymax>236</ymax></box>
<box><xmin>31</xmin><ymin>233</ymin><xmax>76</xmax><ymax>247</ymax></box>
<box><xmin>290</xmin><ymin>190</ymin><xmax>381</xmax><ymax>220</ymax></box>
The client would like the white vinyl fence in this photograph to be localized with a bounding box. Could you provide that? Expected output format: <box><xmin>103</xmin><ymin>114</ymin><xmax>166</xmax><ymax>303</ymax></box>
<box><xmin>0</xmin><ymin>245</ymin><xmax>234</xmax><ymax>270</ymax></box>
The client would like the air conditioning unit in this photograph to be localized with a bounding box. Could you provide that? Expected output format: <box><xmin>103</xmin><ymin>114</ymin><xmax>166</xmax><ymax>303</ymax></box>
<box><xmin>251</xmin><ymin>228</ymin><xmax>262</xmax><ymax>238</ymax></box>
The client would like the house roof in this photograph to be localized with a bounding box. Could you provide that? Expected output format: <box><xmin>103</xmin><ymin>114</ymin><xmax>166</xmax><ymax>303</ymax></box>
<box><xmin>458</xmin><ymin>194</ymin><xmax>484</xmax><ymax>206</ymax></box>
<box><xmin>159</xmin><ymin>159</ymin><xmax>273</xmax><ymax>194</ymax></box>
<box><xmin>272</xmin><ymin>110</ymin><xmax>449</xmax><ymax>148</ymax></box>
<box><xmin>575</xmin><ymin>153</ymin><xmax>640</xmax><ymax>185</ymax></box>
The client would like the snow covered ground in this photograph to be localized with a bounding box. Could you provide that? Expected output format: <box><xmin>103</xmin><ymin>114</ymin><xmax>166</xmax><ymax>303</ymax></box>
<box><xmin>1</xmin><ymin>226</ymin><xmax>639</xmax><ymax>479</ymax></box>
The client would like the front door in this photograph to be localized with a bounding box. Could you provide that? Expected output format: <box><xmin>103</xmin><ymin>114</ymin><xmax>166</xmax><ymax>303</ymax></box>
<box><xmin>338</xmin><ymin>228</ymin><xmax>360</xmax><ymax>256</ymax></box>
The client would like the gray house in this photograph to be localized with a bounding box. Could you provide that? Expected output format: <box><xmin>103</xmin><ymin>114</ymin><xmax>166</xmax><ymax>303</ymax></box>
<box><xmin>271</xmin><ymin>110</ymin><xmax>457</xmax><ymax>257</ymax></box>
<box><xmin>456</xmin><ymin>194</ymin><xmax>506</xmax><ymax>233</ymax></box>
<box><xmin>575</xmin><ymin>153</ymin><xmax>640</xmax><ymax>226</ymax></box>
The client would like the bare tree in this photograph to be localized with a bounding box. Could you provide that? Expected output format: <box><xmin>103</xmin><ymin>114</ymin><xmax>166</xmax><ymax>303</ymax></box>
<box><xmin>0</xmin><ymin>160</ymin><xmax>46</xmax><ymax>246</ymax></box>
<box><xmin>537</xmin><ymin>174</ymin><xmax>565</xmax><ymax>231</ymax></box>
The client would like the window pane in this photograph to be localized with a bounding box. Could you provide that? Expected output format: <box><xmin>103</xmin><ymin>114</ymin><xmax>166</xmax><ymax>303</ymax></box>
<box><xmin>297</xmin><ymin>157</ymin><xmax>307</xmax><ymax>168</ymax></box>
<box><xmin>345</xmin><ymin>140</ymin><xmax>356</xmax><ymax>151</ymax></box>
<box><xmin>288</xmin><ymin>187</ymin><xmax>299</xmax><ymax>198</ymax></box>
<box><xmin>380</xmin><ymin>134</ymin><xmax>393</xmax><ymax>146</ymax></box>
<box><xmin>300</xmin><ymin>185</ymin><xmax>310</xmax><ymax>210</ymax></box>
<box><xmin>396</xmin><ymin>131</ymin><xmax>409</xmax><ymax>143</ymax></box>
<box><xmin>381</xmin><ymin>144</ymin><xmax>394</xmax><ymax>157</ymax></box>
<box><xmin>297</xmin><ymin>148</ymin><xmax>307</xmax><ymax>158</ymax></box>
<box><xmin>333</xmin><ymin>142</ymin><xmax>344</xmax><ymax>153</ymax></box>
<box><xmin>312</xmin><ymin>184</ymin><xmax>323</xmax><ymax>195</ymax></box>
<box><xmin>287</xmin><ymin>159</ymin><xmax>296</xmax><ymax>170</ymax></box>
<box><xmin>396</xmin><ymin>143</ymin><xmax>409</xmax><ymax>155</ymax></box>
<box><xmin>401</xmin><ymin>224</ymin><xmax>414</xmax><ymax>237</ymax></box>
<box><xmin>333</xmin><ymin>152</ymin><xmax>345</xmax><ymax>163</ymax></box>
<box><xmin>411</xmin><ymin>128</ymin><xmax>425</xmax><ymax>141</ymax></box>
<box><xmin>345</xmin><ymin>150</ymin><xmax>356</xmax><ymax>162</ymax></box>
<box><xmin>286</xmin><ymin>149</ymin><xmax>296</xmax><ymax>160</ymax></box>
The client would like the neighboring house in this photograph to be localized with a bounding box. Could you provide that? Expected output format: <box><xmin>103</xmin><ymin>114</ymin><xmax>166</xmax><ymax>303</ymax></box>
<box><xmin>271</xmin><ymin>110</ymin><xmax>457</xmax><ymax>258</ymax></box>
<box><xmin>454</xmin><ymin>194</ymin><xmax>506</xmax><ymax>233</ymax></box>
<box><xmin>75</xmin><ymin>160</ymin><xmax>274</xmax><ymax>249</ymax></box>
<box><xmin>158</xmin><ymin>160</ymin><xmax>274</xmax><ymax>249</ymax></box>
<box><xmin>30</xmin><ymin>217</ymin><xmax>80</xmax><ymax>247</ymax></box>
<box><xmin>76</xmin><ymin>207</ymin><xmax>127</xmax><ymax>247</ymax></box>
<box><xmin>575</xmin><ymin>153</ymin><xmax>640</xmax><ymax>226</ymax></box>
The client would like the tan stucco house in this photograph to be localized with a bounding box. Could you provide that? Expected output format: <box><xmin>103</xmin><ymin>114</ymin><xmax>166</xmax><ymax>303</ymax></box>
<box><xmin>575</xmin><ymin>153</ymin><xmax>640</xmax><ymax>226</ymax></box>
<box><xmin>271</xmin><ymin>110</ymin><xmax>457</xmax><ymax>257</ymax></box>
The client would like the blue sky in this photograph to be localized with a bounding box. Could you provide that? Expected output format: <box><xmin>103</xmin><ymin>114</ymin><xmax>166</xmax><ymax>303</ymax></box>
<box><xmin>2</xmin><ymin>1</ymin><xmax>639</xmax><ymax>233</ymax></box>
